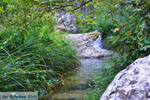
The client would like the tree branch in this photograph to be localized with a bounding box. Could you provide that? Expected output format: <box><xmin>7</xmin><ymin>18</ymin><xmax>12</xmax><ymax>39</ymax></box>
<box><xmin>48</xmin><ymin>0</ymin><xmax>93</xmax><ymax>12</ymax></box>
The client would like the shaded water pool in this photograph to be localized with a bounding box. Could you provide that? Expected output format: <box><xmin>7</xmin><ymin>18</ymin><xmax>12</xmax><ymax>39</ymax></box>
<box><xmin>52</xmin><ymin>57</ymin><xmax>110</xmax><ymax>100</ymax></box>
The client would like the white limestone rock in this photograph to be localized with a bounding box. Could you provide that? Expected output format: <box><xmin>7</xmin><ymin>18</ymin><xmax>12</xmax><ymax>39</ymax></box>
<box><xmin>66</xmin><ymin>31</ymin><xmax>113</xmax><ymax>58</ymax></box>
<box><xmin>55</xmin><ymin>12</ymin><xmax>77</xmax><ymax>32</ymax></box>
<box><xmin>100</xmin><ymin>55</ymin><xmax>150</xmax><ymax>100</ymax></box>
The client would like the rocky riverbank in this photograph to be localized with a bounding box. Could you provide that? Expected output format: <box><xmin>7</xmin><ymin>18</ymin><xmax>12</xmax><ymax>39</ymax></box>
<box><xmin>65</xmin><ymin>31</ymin><xmax>113</xmax><ymax>58</ymax></box>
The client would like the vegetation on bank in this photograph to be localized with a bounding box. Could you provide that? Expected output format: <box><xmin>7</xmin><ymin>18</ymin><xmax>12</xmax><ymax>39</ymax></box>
<box><xmin>84</xmin><ymin>0</ymin><xmax>150</xmax><ymax>100</ymax></box>
<box><xmin>0</xmin><ymin>0</ymin><xmax>150</xmax><ymax>99</ymax></box>
<box><xmin>0</xmin><ymin>0</ymin><xmax>79</xmax><ymax>98</ymax></box>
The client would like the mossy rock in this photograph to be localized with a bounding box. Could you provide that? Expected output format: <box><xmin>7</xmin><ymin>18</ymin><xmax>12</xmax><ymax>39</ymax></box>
<box><xmin>87</xmin><ymin>30</ymin><xmax>101</xmax><ymax>40</ymax></box>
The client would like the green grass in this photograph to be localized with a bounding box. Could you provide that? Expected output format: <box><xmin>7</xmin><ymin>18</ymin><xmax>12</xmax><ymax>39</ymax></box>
<box><xmin>0</xmin><ymin>15</ymin><xmax>79</xmax><ymax>97</ymax></box>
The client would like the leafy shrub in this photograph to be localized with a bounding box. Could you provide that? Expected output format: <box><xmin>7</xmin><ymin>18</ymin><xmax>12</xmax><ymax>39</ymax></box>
<box><xmin>104</xmin><ymin>0</ymin><xmax>150</xmax><ymax>72</ymax></box>
<box><xmin>85</xmin><ymin>0</ymin><xmax>150</xmax><ymax>99</ymax></box>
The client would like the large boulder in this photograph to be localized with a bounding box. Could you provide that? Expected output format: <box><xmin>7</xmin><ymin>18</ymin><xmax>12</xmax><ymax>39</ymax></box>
<box><xmin>66</xmin><ymin>31</ymin><xmax>113</xmax><ymax>58</ymax></box>
<box><xmin>100</xmin><ymin>55</ymin><xmax>150</xmax><ymax>100</ymax></box>
<box><xmin>55</xmin><ymin>12</ymin><xmax>77</xmax><ymax>32</ymax></box>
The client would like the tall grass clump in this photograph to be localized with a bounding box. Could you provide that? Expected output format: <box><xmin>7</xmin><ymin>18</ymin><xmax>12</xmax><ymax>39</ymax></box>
<box><xmin>0</xmin><ymin>14</ymin><xmax>79</xmax><ymax>97</ymax></box>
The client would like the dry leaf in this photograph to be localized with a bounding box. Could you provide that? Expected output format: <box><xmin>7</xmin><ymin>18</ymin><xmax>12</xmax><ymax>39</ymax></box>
<box><xmin>128</xmin><ymin>31</ymin><xmax>132</xmax><ymax>36</ymax></box>
<box><xmin>113</xmin><ymin>28</ymin><xmax>120</xmax><ymax>33</ymax></box>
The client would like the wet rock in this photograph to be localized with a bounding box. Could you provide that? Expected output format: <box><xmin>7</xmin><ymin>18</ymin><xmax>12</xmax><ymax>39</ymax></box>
<box><xmin>66</xmin><ymin>31</ymin><xmax>113</xmax><ymax>58</ymax></box>
<box><xmin>100</xmin><ymin>55</ymin><xmax>150</xmax><ymax>100</ymax></box>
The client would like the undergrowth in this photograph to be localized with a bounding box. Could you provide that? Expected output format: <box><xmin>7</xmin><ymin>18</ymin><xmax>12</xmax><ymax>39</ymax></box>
<box><xmin>85</xmin><ymin>0</ymin><xmax>150</xmax><ymax>100</ymax></box>
<box><xmin>0</xmin><ymin>15</ymin><xmax>79</xmax><ymax>97</ymax></box>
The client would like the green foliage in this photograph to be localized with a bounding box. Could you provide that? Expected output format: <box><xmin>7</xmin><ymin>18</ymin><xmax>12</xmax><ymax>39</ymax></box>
<box><xmin>85</xmin><ymin>0</ymin><xmax>150</xmax><ymax>99</ymax></box>
<box><xmin>75</xmin><ymin>11</ymin><xmax>96</xmax><ymax>33</ymax></box>
<box><xmin>108</xmin><ymin>0</ymin><xmax>150</xmax><ymax>64</ymax></box>
<box><xmin>92</xmin><ymin>10</ymin><xmax>115</xmax><ymax>38</ymax></box>
<box><xmin>0</xmin><ymin>15</ymin><xmax>78</xmax><ymax>97</ymax></box>
<box><xmin>1</xmin><ymin>0</ymin><xmax>150</xmax><ymax>99</ymax></box>
<box><xmin>0</xmin><ymin>0</ymin><xmax>79</xmax><ymax>98</ymax></box>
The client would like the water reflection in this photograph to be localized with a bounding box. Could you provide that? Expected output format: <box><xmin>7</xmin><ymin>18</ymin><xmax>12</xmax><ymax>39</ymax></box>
<box><xmin>52</xmin><ymin>57</ymin><xmax>110</xmax><ymax>100</ymax></box>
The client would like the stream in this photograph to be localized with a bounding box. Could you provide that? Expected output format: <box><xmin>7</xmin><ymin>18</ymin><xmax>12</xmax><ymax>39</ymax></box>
<box><xmin>52</xmin><ymin>57</ymin><xmax>110</xmax><ymax>100</ymax></box>
<box><xmin>51</xmin><ymin>33</ymin><xmax>112</xmax><ymax>100</ymax></box>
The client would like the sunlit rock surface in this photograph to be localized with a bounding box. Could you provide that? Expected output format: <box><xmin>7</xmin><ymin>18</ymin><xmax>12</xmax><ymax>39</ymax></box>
<box><xmin>100</xmin><ymin>55</ymin><xmax>150</xmax><ymax>100</ymax></box>
<box><xmin>66</xmin><ymin>31</ymin><xmax>113</xmax><ymax>58</ymax></box>
<box><xmin>55</xmin><ymin>12</ymin><xmax>77</xmax><ymax>32</ymax></box>
<box><xmin>55</xmin><ymin>24</ymin><xmax>66</xmax><ymax>32</ymax></box>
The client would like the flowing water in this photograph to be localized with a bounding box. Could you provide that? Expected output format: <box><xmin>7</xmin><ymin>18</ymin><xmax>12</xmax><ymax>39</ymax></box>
<box><xmin>52</xmin><ymin>34</ymin><xmax>112</xmax><ymax>100</ymax></box>
<box><xmin>52</xmin><ymin>57</ymin><xmax>110</xmax><ymax>100</ymax></box>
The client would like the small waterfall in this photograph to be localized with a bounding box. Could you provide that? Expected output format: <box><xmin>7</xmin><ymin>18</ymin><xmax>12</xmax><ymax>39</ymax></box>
<box><xmin>93</xmin><ymin>34</ymin><xmax>103</xmax><ymax>51</ymax></box>
<box><xmin>93</xmin><ymin>34</ymin><xmax>114</xmax><ymax>55</ymax></box>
